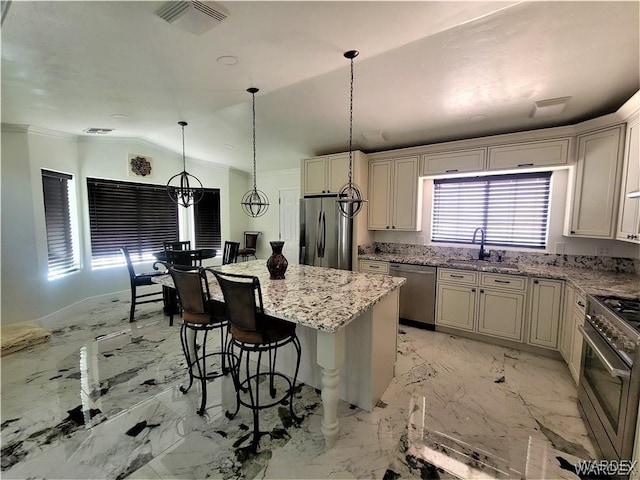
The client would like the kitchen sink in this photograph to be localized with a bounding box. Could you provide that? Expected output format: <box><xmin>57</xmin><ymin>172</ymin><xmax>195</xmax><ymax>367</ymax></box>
<box><xmin>445</xmin><ymin>259</ymin><xmax>520</xmax><ymax>270</ymax></box>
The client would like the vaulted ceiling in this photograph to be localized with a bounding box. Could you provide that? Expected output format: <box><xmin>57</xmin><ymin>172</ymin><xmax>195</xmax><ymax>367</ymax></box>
<box><xmin>2</xmin><ymin>1</ymin><xmax>639</xmax><ymax>173</ymax></box>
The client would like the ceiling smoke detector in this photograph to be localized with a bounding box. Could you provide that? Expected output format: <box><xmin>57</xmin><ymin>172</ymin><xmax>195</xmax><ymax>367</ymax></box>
<box><xmin>83</xmin><ymin>128</ymin><xmax>114</xmax><ymax>134</ymax></box>
<box><xmin>157</xmin><ymin>1</ymin><xmax>228</xmax><ymax>36</ymax></box>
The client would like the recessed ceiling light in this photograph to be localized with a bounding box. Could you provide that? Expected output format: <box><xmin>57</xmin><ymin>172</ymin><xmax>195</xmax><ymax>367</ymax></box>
<box><xmin>531</xmin><ymin>97</ymin><xmax>571</xmax><ymax>118</ymax></box>
<box><xmin>217</xmin><ymin>55</ymin><xmax>238</xmax><ymax>65</ymax></box>
<box><xmin>110</xmin><ymin>113</ymin><xmax>128</xmax><ymax>119</ymax></box>
<box><xmin>224</xmin><ymin>144</ymin><xmax>235</xmax><ymax>150</ymax></box>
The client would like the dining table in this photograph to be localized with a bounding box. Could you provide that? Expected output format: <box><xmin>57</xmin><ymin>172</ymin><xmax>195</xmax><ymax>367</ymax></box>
<box><xmin>152</xmin><ymin>259</ymin><xmax>405</xmax><ymax>449</ymax></box>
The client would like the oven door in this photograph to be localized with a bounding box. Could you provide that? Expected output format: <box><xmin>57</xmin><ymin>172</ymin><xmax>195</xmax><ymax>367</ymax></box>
<box><xmin>578</xmin><ymin>322</ymin><xmax>632</xmax><ymax>459</ymax></box>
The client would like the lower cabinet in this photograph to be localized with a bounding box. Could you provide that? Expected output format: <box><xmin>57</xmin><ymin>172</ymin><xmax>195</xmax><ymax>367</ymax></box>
<box><xmin>527</xmin><ymin>278</ymin><xmax>564</xmax><ymax>349</ymax></box>
<box><xmin>436</xmin><ymin>268</ymin><xmax>527</xmax><ymax>342</ymax></box>
<box><xmin>568</xmin><ymin>291</ymin><xmax>587</xmax><ymax>385</ymax></box>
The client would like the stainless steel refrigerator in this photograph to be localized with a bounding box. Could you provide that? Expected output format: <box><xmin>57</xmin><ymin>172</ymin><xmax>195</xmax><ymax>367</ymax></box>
<box><xmin>300</xmin><ymin>195</ymin><xmax>353</xmax><ymax>270</ymax></box>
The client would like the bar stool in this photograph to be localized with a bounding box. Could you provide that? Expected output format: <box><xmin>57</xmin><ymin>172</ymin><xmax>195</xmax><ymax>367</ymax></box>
<box><xmin>212</xmin><ymin>270</ymin><xmax>302</xmax><ymax>452</ymax></box>
<box><xmin>170</xmin><ymin>265</ymin><xmax>234</xmax><ymax>415</ymax></box>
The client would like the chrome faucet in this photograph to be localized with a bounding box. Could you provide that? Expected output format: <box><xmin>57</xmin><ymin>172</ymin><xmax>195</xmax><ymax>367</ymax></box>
<box><xmin>472</xmin><ymin>227</ymin><xmax>491</xmax><ymax>261</ymax></box>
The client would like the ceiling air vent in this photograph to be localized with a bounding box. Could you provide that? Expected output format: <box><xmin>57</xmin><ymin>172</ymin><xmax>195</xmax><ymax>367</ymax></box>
<box><xmin>157</xmin><ymin>1</ymin><xmax>228</xmax><ymax>36</ymax></box>
<box><xmin>83</xmin><ymin>128</ymin><xmax>114</xmax><ymax>134</ymax></box>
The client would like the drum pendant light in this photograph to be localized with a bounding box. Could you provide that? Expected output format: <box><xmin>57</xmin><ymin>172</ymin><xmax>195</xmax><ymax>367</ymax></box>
<box><xmin>241</xmin><ymin>87</ymin><xmax>269</xmax><ymax>218</ymax></box>
<box><xmin>167</xmin><ymin>121</ymin><xmax>204</xmax><ymax>207</ymax></box>
<box><xmin>337</xmin><ymin>50</ymin><xmax>367</xmax><ymax>218</ymax></box>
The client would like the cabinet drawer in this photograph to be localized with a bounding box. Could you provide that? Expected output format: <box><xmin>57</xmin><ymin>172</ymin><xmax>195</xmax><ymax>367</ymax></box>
<box><xmin>422</xmin><ymin>148</ymin><xmax>486</xmax><ymax>175</ymax></box>
<box><xmin>360</xmin><ymin>260</ymin><xmax>389</xmax><ymax>275</ymax></box>
<box><xmin>479</xmin><ymin>273</ymin><xmax>527</xmax><ymax>291</ymax></box>
<box><xmin>488</xmin><ymin>138</ymin><xmax>570</xmax><ymax>170</ymax></box>
<box><xmin>438</xmin><ymin>268</ymin><xmax>478</xmax><ymax>285</ymax></box>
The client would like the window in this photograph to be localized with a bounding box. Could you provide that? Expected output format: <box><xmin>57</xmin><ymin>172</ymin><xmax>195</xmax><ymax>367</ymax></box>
<box><xmin>87</xmin><ymin>178</ymin><xmax>179</xmax><ymax>267</ymax></box>
<box><xmin>431</xmin><ymin>172</ymin><xmax>552</xmax><ymax>249</ymax></box>
<box><xmin>42</xmin><ymin>169</ymin><xmax>78</xmax><ymax>279</ymax></box>
<box><xmin>194</xmin><ymin>189</ymin><xmax>221</xmax><ymax>249</ymax></box>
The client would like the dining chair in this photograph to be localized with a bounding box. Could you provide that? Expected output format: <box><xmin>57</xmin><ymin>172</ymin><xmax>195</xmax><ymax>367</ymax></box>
<box><xmin>120</xmin><ymin>247</ymin><xmax>166</xmax><ymax>323</ymax></box>
<box><xmin>212</xmin><ymin>270</ymin><xmax>302</xmax><ymax>452</ymax></box>
<box><xmin>222</xmin><ymin>241</ymin><xmax>240</xmax><ymax>265</ymax></box>
<box><xmin>237</xmin><ymin>232</ymin><xmax>261</xmax><ymax>261</ymax></box>
<box><xmin>163</xmin><ymin>240</ymin><xmax>191</xmax><ymax>251</ymax></box>
<box><xmin>170</xmin><ymin>265</ymin><xmax>234</xmax><ymax>415</ymax></box>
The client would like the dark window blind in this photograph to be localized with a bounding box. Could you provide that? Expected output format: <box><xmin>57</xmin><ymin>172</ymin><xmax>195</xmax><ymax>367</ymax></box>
<box><xmin>42</xmin><ymin>169</ymin><xmax>77</xmax><ymax>278</ymax></box>
<box><xmin>87</xmin><ymin>178</ymin><xmax>179</xmax><ymax>266</ymax></box>
<box><xmin>194</xmin><ymin>188</ymin><xmax>221</xmax><ymax>249</ymax></box>
<box><xmin>432</xmin><ymin>172</ymin><xmax>552</xmax><ymax>249</ymax></box>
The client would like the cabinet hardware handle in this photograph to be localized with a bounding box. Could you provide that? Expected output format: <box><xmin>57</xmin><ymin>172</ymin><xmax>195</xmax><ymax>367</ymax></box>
<box><xmin>471</xmin><ymin>288</ymin><xmax>476</xmax><ymax>292</ymax></box>
<box><xmin>370</xmin><ymin>265</ymin><xmax>380</xmax><ymax>269</ymax></box>
<box><xmin>571</xmin><ymin>230</ymin><xmax>576</xmax><ymax>234</ymax></box>
<box><xmin>386</xmin><ymin>226</ymin><xmax>390</xmax><ymax>229</ymax></box>
<box><xmin>445</xmin><ymin>169</ymin><xmax>459</xmax><ymax>173</ymax></box>
<box><xmin>517</xmin><ymin>163</ymin><xmax>534</xmax><ymax>167</ymax></box>
<box><xmin>480</xmin><ymin>289</ymin><xmax>485</xmax><ymax>293</ymax></box>
<box><xmin>534</xmin><ymin>280</ymin><xmax>539</xmax><ymax>284</ymax></box>
<box><xmin>392</xmin><ymin>226</ymin><xmax>396</xmax><ymax>229</ymax></box>
<box><xmin>577</xmin><ymin>301</ymin><xmax>585</xmax><ymax>308</ymax></box>
<box><xmin>494</xmin><ymin>279</ymin><xmax>511</xmax><ymax>284</ymax></box>
<box><xmin>451</xmin><ymin>275</ymin><xmax>464</xmax><ymax>278</ymax></box>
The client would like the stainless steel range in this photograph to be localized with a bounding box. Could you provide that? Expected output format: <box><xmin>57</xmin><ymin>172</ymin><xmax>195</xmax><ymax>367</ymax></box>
<box><xmin>578</xmin><ymin>294</ymin><xmax>640</xmax><ymax>462</ymax></box>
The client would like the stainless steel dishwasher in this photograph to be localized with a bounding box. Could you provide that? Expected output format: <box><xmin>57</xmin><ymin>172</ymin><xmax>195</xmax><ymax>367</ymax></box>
<box><xmin>389</xmin><ymin>263</ymin><xmax>437</xmax><ymax>329</ymax></box>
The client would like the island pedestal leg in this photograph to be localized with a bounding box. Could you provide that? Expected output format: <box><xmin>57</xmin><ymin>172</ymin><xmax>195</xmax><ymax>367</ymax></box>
<box><xmin>316</xmin><ymin>329</ymin><xmax>345</xmax><ymax>448</ymax></box>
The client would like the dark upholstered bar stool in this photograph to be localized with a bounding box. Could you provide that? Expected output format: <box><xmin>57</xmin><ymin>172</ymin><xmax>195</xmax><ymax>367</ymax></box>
<box><xmin>170</xmin><ymin>266</ymin><xmax>233</xmax><ymax>415</ymax></box>
<box><xmin>212</xmin><ymin>270</ymin><xmax>302</xmax><ymax>452</ymax></box>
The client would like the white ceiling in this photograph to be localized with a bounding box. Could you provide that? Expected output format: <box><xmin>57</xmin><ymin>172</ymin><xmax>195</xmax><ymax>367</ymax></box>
<box><xmin>2</xmin><ymin>1</ymin><xmax>639</xmax><ymax>173</ymax></box>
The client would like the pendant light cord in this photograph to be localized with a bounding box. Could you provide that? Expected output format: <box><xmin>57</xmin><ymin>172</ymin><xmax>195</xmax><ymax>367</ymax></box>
<box><xmin>252</xmin><ymin>90</ymin><xmax>257</xmax><ymax>191</ymax></box>
<box><xmin>181</xmin><ymin>123</ymin><xmax>186</xmax><ymax>172</ymax></box>
<box><xmin>348</xmin><ymin>55</ymin><xmax>354</xmax><ymax>185</ymax></box>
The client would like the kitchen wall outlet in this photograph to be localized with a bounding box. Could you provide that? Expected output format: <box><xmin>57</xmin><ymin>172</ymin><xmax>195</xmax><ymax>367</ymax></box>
<box><xmin>555</xmin><ymin>242</ymin><xmax>565</xmax><ymax>254</ymax></box>
<box><xmin>596</xmin><ymin>245</ymin><xmax>612</xmax><ymax>256</ymax></box>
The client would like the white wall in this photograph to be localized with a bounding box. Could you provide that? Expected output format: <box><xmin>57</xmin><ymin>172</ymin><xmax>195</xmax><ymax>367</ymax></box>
<box><xmin>375</xmin><ymin>169</ymin><xmax>640</xmax><ymax>259</ymax></box>
<box><xmin>1</xmin><ymin>125</ymin><xmax>242</xmax><ymax>325</ymax></box>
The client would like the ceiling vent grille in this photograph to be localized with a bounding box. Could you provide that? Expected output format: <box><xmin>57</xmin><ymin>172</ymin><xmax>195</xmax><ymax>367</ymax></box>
<box><xmin>83</xmin><ymin>128</ymin><xmax>114</xmax><ymax>134</ymax></box>
<box><xmin>157</xmin><ymin>1</ymin><xmax>228</xmax><ymax>35</ymax></box>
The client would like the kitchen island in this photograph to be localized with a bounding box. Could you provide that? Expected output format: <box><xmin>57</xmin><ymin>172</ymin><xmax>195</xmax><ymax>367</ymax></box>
<box><xmin>155</xmin><ymin>260</ymin><xmax>405</xmax><ymax>448</ymax></box>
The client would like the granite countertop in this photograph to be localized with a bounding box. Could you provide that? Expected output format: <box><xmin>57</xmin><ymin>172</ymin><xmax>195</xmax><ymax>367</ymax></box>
<box><xmin>155</xmin><ymin>260</ymin><xmax>406</xmax><ymax>333</ymax></box>
<box><xmin>359</xmin><ymin>252</ymin><xmax>640</xmax><ymax>299</ymax></box>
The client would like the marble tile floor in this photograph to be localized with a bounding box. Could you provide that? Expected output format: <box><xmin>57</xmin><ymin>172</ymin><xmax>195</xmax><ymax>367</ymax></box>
<box><xmin>1</xmin><ymin>293</ymin><xmax>597</xmax><ymax>479</ymax></box>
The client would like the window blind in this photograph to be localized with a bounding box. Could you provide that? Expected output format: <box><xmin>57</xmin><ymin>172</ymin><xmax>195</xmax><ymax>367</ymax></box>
<box><xmin>194</xmin><ymin>189</ymin><xmax>221</xmax><ymax>249</ymax></box>
<box><xmin>42</xmin><ymin>169</ymin><xmax>77</xmax><ymax>278</ymax></box>
<box><xmin>432</xmin><ymin>172</ymin><xmax>552</xmax><ymax>249</ymax></box>
<box><xmin>87</xmin><ymin>178</ymin><xmax>179</xmax><ymax>267</ymax></box>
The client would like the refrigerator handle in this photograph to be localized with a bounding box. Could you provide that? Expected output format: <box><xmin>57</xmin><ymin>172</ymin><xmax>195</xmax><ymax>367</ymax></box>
<box><xmin>319</xmin><ymin>211</ymin><xmax>326</xmax><ymax>257</ymax></box>
<box><xmin>316</xmin><ymin>210</ymin><xmax>323</xmax><ymax>258</ymax></box>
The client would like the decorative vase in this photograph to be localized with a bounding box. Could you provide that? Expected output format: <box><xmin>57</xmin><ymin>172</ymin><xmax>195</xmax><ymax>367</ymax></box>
<box><xmin>266</xmin><ymin>241</ymin><xmax>288</xmax><ymax>279</ymax></box>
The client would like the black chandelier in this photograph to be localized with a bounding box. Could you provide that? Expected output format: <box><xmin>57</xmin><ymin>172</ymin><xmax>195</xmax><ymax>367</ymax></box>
<box><xmin>167</xmin><ymin>121</ymin><xmax>204</xmax><ymax>208</ymax></box>
<box><xmin>337</xmin><ymin>50</ymin><xmax>367</xmax><ymax>218</ymax></box>
<box><xmin>241</xmin><ymin>87</ymin><xmax>269</xmax><ymax>218</ymax></box>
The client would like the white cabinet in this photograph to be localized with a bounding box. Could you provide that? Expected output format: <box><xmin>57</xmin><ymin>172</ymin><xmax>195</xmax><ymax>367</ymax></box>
<box><xmin>368</xmin><ymin>155</ymin><xmax>421</xmax><ymax>231</ymax></box>
<box><xmin>436</xmin><ymin>268</ymin><xmax>526</xmax><ymax>341</ymax></box>
<box><xmin>488</xmin><ymin>138</ymin><xmax>570</xmax><ymax>171</ymax></box>
<box><xmin>302</xmin><ymin>151</ymin><xmax>365</xmax><ymax>196</ymax></box>
<box><xmin>527</xmin><ymin>278</ymin><xmax>564</xmax><ymax>349</ymax></box>
<box><xmin>566</xmin><ymin>126</ymin><xmax>624</xmax><ymax>238</ymax></box>
<box><xmin>422</xmin><ymin>148</ymin><xmax>486</xmax><ymax>176</ymax></box>
<box><xmin>616</xmin><ymin>114</ymin><xmax>640</xmax><ymax>243</ymax></box>
<box><xmin>559</xmin><ymin>282</ymin><xmax>575</xmax><ymax>362</ymax></box>
<box><xmin>359</xmin><ymin>259</ymin><xmax>389</xmax><ymax>275</ymax></box>
<box><xmin>563</xmin><ymin>288</ymin><xmax>586</xmax><ymax>385</ymax></box>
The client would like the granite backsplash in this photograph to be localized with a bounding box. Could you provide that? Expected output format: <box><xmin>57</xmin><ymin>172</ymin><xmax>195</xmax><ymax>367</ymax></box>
<box><xmin>358</xmin><ymin>242</ymin><xmax>639</xmax><ymax>275</ymax></box>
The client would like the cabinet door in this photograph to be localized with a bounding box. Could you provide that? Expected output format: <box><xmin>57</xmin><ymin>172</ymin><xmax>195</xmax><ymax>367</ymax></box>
<box><xmin>569</xmin><ymin>126</ymin><xmax>623</xmax><ymax>238</ymax></box>
<box><xmin>559</xmin><ymin>283</ymin><xmax>575</xmax><ymax>363</ymax></box>
<box><xmin>327</xmin><ymin>154</ymin><xmax>350</xmax><ymax>194</ymax></box>
<box><xmin>528</xmin><ymin>279</ymin><xmax>563</xmax><ymax>349</ymax></box>
<box><xmin>477</xmin><ymin>289</ymin><xmax>525</xmax><ymax>341</ymax></box>
<box><xmin>368</xmin><ymin>160</ymin><xmax>392</xmax><ymax>230</ymax></box>
<box><xmin>303</xmin><ymin>157</ymin><xmax>327</xmax><ymax>195</ymax></box>
<box><xmin>422</xmin><ymin>149</ymin><xmax>486</xmax><ymax>175</ymax></box>
<box><xmin>487</xmin><ymin>138</ymin><xmax>569</xmax><ymax>170</ymax></box>
<box><xmin>568</xmin><ymin>292</ymin><xmax>586</xmax><ymax>385</ymax></box>
<box><xmin>616</xmin><ymin>115</ymin><xmax>640</xmax><ymax>243</ymax></box>
<box><xmin>436</xmin><ymin>283</ymin><xmax>476</xmax><ymax>331</ymax></box>
<box><xmin>391</xmin><ymin>156</ymin><xmax>420</xmax><ymax>230</ymax></box>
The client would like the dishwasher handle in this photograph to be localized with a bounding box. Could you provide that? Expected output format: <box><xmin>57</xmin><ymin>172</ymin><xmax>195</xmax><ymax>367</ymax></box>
<box><xmin>389</xmin><ymin>265</ymin><xmax>436</xmax><ymax>275</ymax></box>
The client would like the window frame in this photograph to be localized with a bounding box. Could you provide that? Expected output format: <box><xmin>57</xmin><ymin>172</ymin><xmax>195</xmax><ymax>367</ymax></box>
<box><xmin>431</xmin><ymin>171</ymin><xmax>552</xmax><ymax>249</ymax></box>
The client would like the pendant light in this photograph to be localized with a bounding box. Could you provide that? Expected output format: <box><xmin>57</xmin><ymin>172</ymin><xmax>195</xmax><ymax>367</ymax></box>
<box><xmin>241</xmin><ymin>87</ymin><xmax>270</xmax><ymax>218</ymax></box>
<box><xmin>167</xmin><ymin>121</ymin><xmax>204</xmax><ymax>208</ymax></box>
<box><xmin>337</xmin><ymin>50</ymin><xmax>367</xmax><ymax>218</ymax></box>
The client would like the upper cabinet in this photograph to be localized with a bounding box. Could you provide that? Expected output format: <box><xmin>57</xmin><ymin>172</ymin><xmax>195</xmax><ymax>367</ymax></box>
<box><xmin>565</xmin><ymin>125</ymin><xmax>624</xmax><ymax>238</ymax></box>
<box><xmin>487</xmin><ymin>138</ymin><xmax>570</xmax><ymax>170</ymax></box>
<box><xmin>302</xmin><ymin>151</ymin><xmax>365</xmax><ymax>196</ymax></box>
<box><xmin>616</xmin><ymin>114</ymin><xmax>640</xmax><ymax>243</ymax></box>
<box><xmin>368</xmin><ymin>155</ymin><xmax>422</xmax><ymax>231</ymax></box>
<box><xmin>422</xmin><ymin>148</ymin><xmax>486</xmax><ymax>176</ymax></box>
